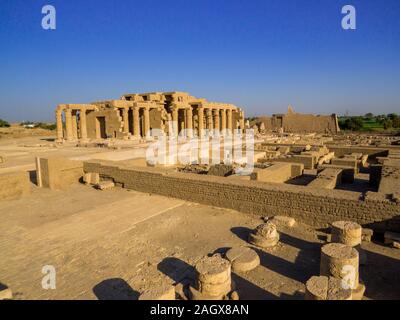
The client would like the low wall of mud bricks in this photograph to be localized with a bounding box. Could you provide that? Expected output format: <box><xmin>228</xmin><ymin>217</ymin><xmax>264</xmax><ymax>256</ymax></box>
<box><xmin>84</xmin><ymin>161</ymin><xmax>400</xmax><ymax>232</ymax></box>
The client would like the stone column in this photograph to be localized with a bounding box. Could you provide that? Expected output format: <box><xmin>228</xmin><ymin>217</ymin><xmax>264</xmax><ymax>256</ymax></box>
<box><xmin>186</xmin><ymin>107</ymin><xmax>193</xmax><ymax>138</ymax></box>
<box><xmin>320</xmin><ymin>243</ymin><xmax>359</xmax><ymax>290</ymax></box>
<box><xmin>143</xmin><ymin>107</ymin><xmax>150</xmax><ymax>138</ymax></box>
<box><xmin>206</xmin><ymin>109</ymin><xmax>213</xmax><ymax>131</ymax></box>
<box><xmin>239</xmin><ymin>111</ymin><xmax>245</xmax><ymax>133</ymax></box>
<box><xmin>55</xmin><ymin>109</ymin><xmax>63</xmax><ymax>141</ymax></box>
<box><xmin>80</xmin><ymin>110</ymin><xmax>88</xmax><ymax>141</ymax></box>
<box><xmin>305</xmin><ymin>276</ymin><xmax>352</xmax><ymax>300</ymax></box>
<box><xmin>213</xmin><ymin>109</ymin><xmax>220</xmax><ymax>136</ymax></box>
<box><xmin>64</xmin><ymin>109</ymin><xmax>73</xmax><ymax>141</ymax></box>
<box><xmin>198</xmin><ymin>107</ymin><xmax>204</xmax><ymax>137</ymax></box>
<box><xmin>221</xmin><ymin>109</ymin><xmax>226</xmax><ymax>134</ymax></box>
<box><xmin>122</xmin><ymin>108</ymin><xmax>129</xmax><ymax>134</ymax></box>
<box><xmin>35</xmin><ymin>157</ymin><xmax>42</xmax><ymax>187</ymax></box>
<box><xmin>190</xmin><ymin>255</ymin><xmax>232</xmax><ymax>300</ymax></box>
<box><xmin>172</xmin><ymin>107</ymin><xmax>179</xmax><ymax>136</ymax></box>
<box><xmin>227</xmin><ymin>109</ymin><xmax>233</xmax><ymax>134</ymax></box>
<box><xmin>331</xmin><ymin>220</ymin><xmax>366</xmax><ymax>265</ymax></box>
<box><xmin>133</xmin><ymin>107</ymin><xmax>140</xmax><ymax>138</ymax></box>
<box><xmin>71</xmin><ymin>111</ymin><xmax>78</xmax><ymax>140</ymax></box>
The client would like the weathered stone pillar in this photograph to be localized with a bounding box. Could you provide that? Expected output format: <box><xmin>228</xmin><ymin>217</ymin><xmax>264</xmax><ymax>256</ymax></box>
<box><xmin>80</xmin><ymin>110</ymin><xmax>88</xmax><ymax>141</ymax></box>
<box><xmin>55</xmin><ymin>109</ymin><xmax>63</xmax><ymax>141</ymax></box>
<box><xmin>64</xmin><ymin>109</ymin><xmax>73</xmax><ymax>141</ymax></box>
<box><xmin>172</xmin><ymin>107</ymin><xmax>179</xmax><ymax>136</ymax></box>
<box><xmin>248</xmin><ymin>222</ymin><xmax>280</xmax><ymax>248</ymax></box>
<box><xmin>35</xmin><ymin>157</ymin><xmax>42</xmax><ymax>187</ymax></box>
<box><xmin>198</xmin><ymin>107</ymin><xmax>204</xmax><ymax>137</ymax></box>
<box><xmin>143</xmin><ymin>107</ymin><xmax>150</xmax><ymax>138</ymax></box>
<box><xmin>71</xmin><ymin>111</ymin><xmax>78</xmax><ymax>140</ymax></box>
<box><xmin>331</xmin><ymin>220</ymin><xmax>366</xmax><ymax>265</ymax></box>
<box><xmin>220</xmin><ymin>109</ymin><xmax>226</xmax><ymax>134</ymax></box>
<box><xmin>206</xmin><ymin>109</ymin><xmax>213</xmax><ymax>131</ymax></box>
<box><xmin>122</xmin><ymin>108</ymin><xmax>129</xmax><ymax>134</ymax></box>
<box><xmin>331</xmin><ymin>221</ymin><xmax>362</xmax><ymax>247</ymax></box>
<box><xmin>305</xmin><ymin>276</ymin><xmax>352</xmax><ymax>300</ymax></box>
<box><xmin>239</xmin><ymin>111</ymin><xmax>245</xmax><ymax>133</ymax></box>
<box><xmin>213</xmin><ymin>109</ymin><xmax>220</xmax><ymax>135</ymax></box>
<box><xmin>186</xmin><ymin>107</ymin><xmax>193</xmax><ymax>138</ymax></box>
<box><xmin>133</xmin><ymin>107</ymin><xmax>140</xmax><ymax>138</ymax></box>
<box><xmin>320</xmin><ymin>243</ymin><xmax>359</xmax><ymax>290</ymax></box>
<box><xmin>227</xmin><ymin>109</ymin><xmax>233</xmax><ymax>134</ymax></box>
<box><xmin>189</xmin><ymin>255</ymin><xmax>232</xmax><ymax>300</ymax></box>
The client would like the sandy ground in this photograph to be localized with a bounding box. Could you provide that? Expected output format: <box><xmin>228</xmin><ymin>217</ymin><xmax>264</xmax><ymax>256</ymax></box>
<box><xmin>1</xmin><ymin>182</ymin><xmax>399</xmax><ymax>300</ymax></box>
<box><xmin>1</xmin><ymin>134</ymin><xmax>399</xmax><ymax>300</ymax></box>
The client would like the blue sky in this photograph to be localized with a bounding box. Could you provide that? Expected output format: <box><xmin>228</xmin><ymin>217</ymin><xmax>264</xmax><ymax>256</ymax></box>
<box><xmin>0</xmin><ymin>0</ymin><xmax>399</xmax><ymax>122</ymax></box>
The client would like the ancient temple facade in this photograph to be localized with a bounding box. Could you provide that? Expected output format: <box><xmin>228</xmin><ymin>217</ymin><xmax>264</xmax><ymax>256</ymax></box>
<box><xmin>55</xmin><ymin>91</ymin><xmax>245</xmax><ymax>142</ymax></box>
<box><xmin>256</xmin><ymin>106</ymin><xmax>340</xmax><ymax>134</ymax></box>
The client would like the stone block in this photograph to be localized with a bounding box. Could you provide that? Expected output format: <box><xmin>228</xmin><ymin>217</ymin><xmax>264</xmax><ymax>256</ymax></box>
<box><xmin>37</xmin><ymin>156</ymin><xmax>83</xmax><ymax>190</ymax></box>
<box><xmin>96</xmin><ymin>180</ymin><xmax>115</xmax><ymax>190</ymax></box>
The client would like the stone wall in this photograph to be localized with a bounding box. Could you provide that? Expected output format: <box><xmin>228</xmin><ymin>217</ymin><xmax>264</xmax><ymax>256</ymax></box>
<box><xmin>86</xmin><ymin>109</ymin><xmax>123</xmax><ymax>139</ymax></box>
<box><xmin>38</xmin><ymin>157</ymin><xmax>83</xmax><ymax>190</ymax></box>
<box><xmin>83</xmin><ymin>161</ymin><xmax>400</xmax><ymax>232</ymax></box>
<box><xmin>326</xmin><ymin>146</ymin><xmax>389</xmax><ymax>159</ymax></box>
<box><xmin>282</xmin><ymin>113</ymin><xmax>339</xmax><ymax>134</ymax></box>
<box><xmin>255</xmin><ymin>109</ymin><xmax>339</xmax><ymax>134</ymax></box>
<box><xmin>307</xmin><ymin>168</ymin><xmax>342</xmax><ymax>189</ymax></box>
<box><xmin>149</xmin><ymin>109</ymin><xmax>162</xmax><ymax>130</ymax></box>
<box><xmin>270</xmin><ymin>155</ymin><xmax>314</xmax><ymax>169</ymax></box>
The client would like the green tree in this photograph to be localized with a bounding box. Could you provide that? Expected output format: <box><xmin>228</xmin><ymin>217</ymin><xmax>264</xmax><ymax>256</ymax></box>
<box><xmin>0</xmin><ymin>118</ymin><xmax>10</xmax><ymax>127</ymax></box>
<box><xmin>383</xmin><ymin>119</ymin><xmax>393</xmax><ymax>130</ymax></box>
<box><xmin>339</xmin><ymin>117</ymin><xmax>363</xmax><ymax>131</ymax></box>
<box><xmin>392</xmin><ymin>117</ymin><xmax>400</xmax><ymax>128</ymax></box>
<box><xmin>364</xmin><ymin>113</ymin><xmax>374</xmax><ymax>120</ymax></box>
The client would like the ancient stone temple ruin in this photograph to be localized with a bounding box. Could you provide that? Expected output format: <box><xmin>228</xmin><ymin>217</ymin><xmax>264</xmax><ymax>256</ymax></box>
<box><xmin>55</xmin><ymin>92</ymin><xmax>245</xmax><ymax>142</ymax></box>
<box><xmin>255</xmin><ymin>106</ymin><xmax>340</xmax><ymax>134</ymax></box>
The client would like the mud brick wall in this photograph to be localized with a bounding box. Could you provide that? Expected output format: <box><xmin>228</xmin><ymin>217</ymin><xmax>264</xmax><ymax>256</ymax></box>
<box><xmin>378</xmin><ymin>164</ymin><xmax>400</xmax><ymax>194</ymax></box>
<box><xmin>84</xmin><ymin>161</ymin><xmax>400</xmax><ymax>232</ymax></box>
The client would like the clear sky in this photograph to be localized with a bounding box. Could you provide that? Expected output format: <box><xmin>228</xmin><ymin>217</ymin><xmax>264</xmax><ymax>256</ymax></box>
<box><xmin>0</xmin><ymin>0</ymin><xmax>399</xmax><ymax>122</ymax></box>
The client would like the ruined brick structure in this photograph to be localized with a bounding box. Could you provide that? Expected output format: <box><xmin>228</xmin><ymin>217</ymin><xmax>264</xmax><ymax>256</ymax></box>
<box><xmin>55</xmin><ymin>92</ymin><xmax>245</xmax><ymax>141</ymax></box>
<box><xmin>82</xmin><ymin>160</ymin><xmax>400</xmax><ymax>233</ymax></box>
<box><xmin>257</xmin><ymin>106</ymin><xmax>340</xmax><ymax>134</ymax></box>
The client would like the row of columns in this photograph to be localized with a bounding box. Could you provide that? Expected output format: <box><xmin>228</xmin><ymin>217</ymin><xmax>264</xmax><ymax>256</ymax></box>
<box><xmin>56</xmin><ymin>108</ymin><xmax>88</xmax><ymax>142</ymax></box>
<box><xmin>121</xmin><ymin>106</ymin><xmax>149</xmax><ymax>138</ymax></box>
<box><xmin>56</xmin><ymin>105</ymin><xmax>244</xmax><ymax>141</ymax></box>
<box><xmin>192</xmin><ymin>107</ymin><xmax>235</xmax><ymax>136</ymax></box>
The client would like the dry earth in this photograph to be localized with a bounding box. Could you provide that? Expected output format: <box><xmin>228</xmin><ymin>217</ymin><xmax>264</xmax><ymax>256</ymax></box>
<box><xmin>0</xmin><ymin>134</ymin><xmax>399</xmax><ymax>300</ymax></box>
<box><xmin>1</xmin><ymin>183</ymin><xmax>399</xmax><ymax>300</ymax></box>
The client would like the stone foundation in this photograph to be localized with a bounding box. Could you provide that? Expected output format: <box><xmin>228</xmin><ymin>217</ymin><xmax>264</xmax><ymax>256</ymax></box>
<box><xmin>83</xmin><ymin>161</ymin><xmax>400</xmax><ymax>232</ymax></box>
